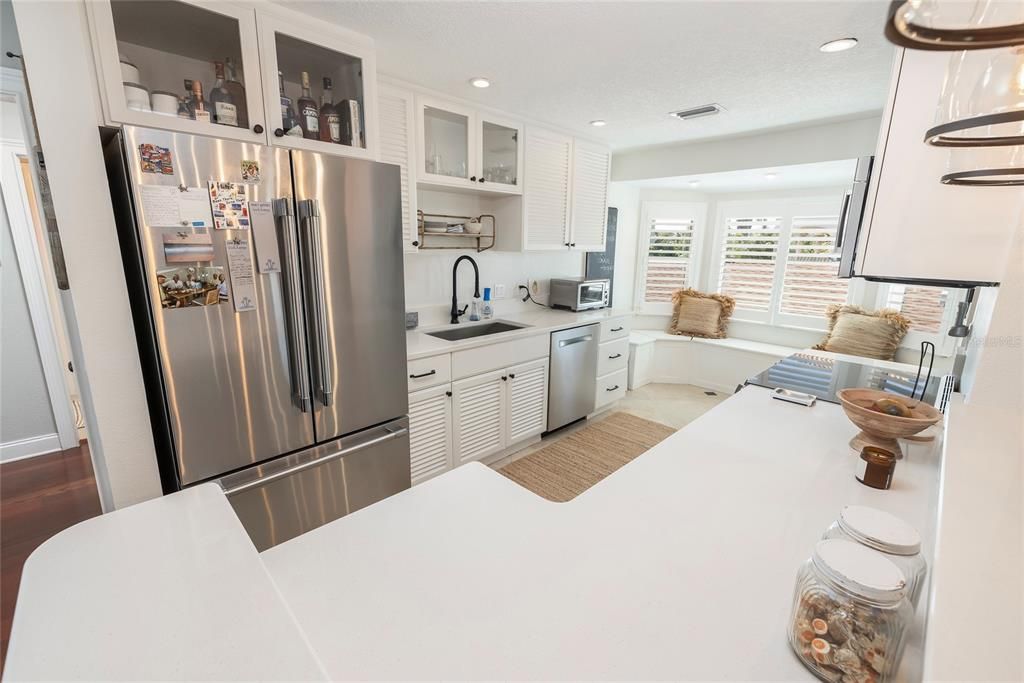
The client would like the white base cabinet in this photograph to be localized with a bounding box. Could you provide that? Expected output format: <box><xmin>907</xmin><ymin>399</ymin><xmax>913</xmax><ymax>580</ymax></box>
<box><xmin>407</xmin><ymin>352</ymin><xmax>549</xmax><ymax>484</ymax></box>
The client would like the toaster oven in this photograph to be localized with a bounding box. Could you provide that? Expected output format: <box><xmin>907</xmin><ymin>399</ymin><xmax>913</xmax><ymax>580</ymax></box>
<box><xmin>549</xmin><ymin>278</ymin><xmax>610</xmax><ymax>311</ymax></box>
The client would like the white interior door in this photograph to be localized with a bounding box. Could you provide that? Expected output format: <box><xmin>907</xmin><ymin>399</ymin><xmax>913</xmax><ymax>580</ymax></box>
<box><xmin>408</xmin><ymin>384</ymin><xmax>452</xmax><ymax>484</ymax></box>
<box><xmin>451</xmin><ymin>368</ymin><xmax>506</xmax><ymax>464</ymax></box>
<box><xmin>523</xmin><ymin>126</ymin><xmax>572</xmax><ymax>250</ymax></box>
<box><xmin>506</xmin><ymin>358</ymin><xmax>548</xmax><ymax>444</ymax></box>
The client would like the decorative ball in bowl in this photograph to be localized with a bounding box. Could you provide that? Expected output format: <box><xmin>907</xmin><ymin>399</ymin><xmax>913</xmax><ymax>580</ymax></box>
<box><xmin>836</xmin><ymin>388</ymin><xmax>942</xmax><ymax>458</ymax></box>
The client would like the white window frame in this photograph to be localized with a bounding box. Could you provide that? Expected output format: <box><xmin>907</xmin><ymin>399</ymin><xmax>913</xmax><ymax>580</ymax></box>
<box><xmin>634</xmin><ymin>200</ymin><xmax>707</xmax><ymax>315</ymax></box>
<box><xmin>709</xmin><ymin>193</ymin><xmax>851</xmax><ymax>330</ymax></box>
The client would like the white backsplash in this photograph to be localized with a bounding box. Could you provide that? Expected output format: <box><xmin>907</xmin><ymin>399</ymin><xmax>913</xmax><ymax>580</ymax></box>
<box><xmin>403</xmin><ymin>249</ymin><xmax>586</xmax><ymax>327</ymax></box>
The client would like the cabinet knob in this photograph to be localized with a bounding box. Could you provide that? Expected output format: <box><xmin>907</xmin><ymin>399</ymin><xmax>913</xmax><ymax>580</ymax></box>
<box><xmin>508</xmin><ymin>373</ymin><xmax>515</xmax><ymax>379</ymax></box>
<box><xmin>570</xmin><ymin>242</ymin><xmax>576</xmax><ymax>247</ymax></box>
<box><xmin>478</xmin><ymin>178</ymin><xmax>485</xmax><ymax>183</ymax></box>
<box><xmin>501</xmin><ymin>375</ymin><xmax>508</xmax><ymax>381</ymax></box>
<box><xmin>253</xmin><ymin>124</ymin><xmax>264</xmax><ymax>134</ymax></box>
<box><xmin>273</xmin><ymin>128</ymin><xmax>285</xmax><ymax>138</ymax></box>
<box><xmin>470</xmin><ymin>175</ymin><xmax>477</xmax><ymax>181</ymax></box>
<box><xmin>445</xmin><ymin>390</ymin><xmax>452</xmax><ymax>397</ymax></box>
<box><xmin>564</xmin><ymin>242</ymin><xmax>570</xmax><ymax>247</ymax></box>
<box><xmin>412</xmin><ymin>240</ymin><xmax>419</xmax><ymax>247</ymax></box>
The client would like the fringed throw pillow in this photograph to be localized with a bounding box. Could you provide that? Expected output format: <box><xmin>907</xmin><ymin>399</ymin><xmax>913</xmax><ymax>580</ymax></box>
<box><xmin>814</xmin><ymin>305</ymin><xmax>910</xmax><ymax>361</ymax></box>
<box><xmin>668</xmin><ymin>289</ymin><xmax>736</xmax><ymax>339</ymax></box>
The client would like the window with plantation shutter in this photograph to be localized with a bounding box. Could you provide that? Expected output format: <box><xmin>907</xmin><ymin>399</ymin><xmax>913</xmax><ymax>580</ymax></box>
<box><xmin>885</xmin><ymin>285</ymin><xmax>950</xmax><ymax>333</ymax></box>
<box><xmin>718</xmin><ymin>216</ymin><xmax>781</xmax><ymax>311</ymax></box>
<box><xmin>636</xmin><ymin>202</ymin><xmax>706</xmax><ymax>311</ymax></box>
<box><xmin>779</xmin><ymin>217</ymin><xmax>849</xmax><ymax>318</ymax></box>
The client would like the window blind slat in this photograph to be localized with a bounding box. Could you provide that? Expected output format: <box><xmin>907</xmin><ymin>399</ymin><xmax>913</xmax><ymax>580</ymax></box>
<box><xmin>779</xmin><ymin>217</ymin><xmax>849</xmax><ymax>317</ymax></box>
<box><xmin>718</xmin><ymin>217</ymin><xmax>780</xmax><ymax>311</ymax></box>
<box><xmin>886</xmin><ymin>285</ymin><xmax>949</xmax><ymax>333</ymax></box>
<box><xmin>642</xmin><ymin>216</ymin><xmax>694</xmax><ymax>303</ymax></box>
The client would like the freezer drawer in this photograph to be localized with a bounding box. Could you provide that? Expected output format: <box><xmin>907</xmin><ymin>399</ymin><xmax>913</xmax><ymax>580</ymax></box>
<box><xmin>222</xmin><ymin>418</ymin><xmax>411</xmax><ymax>551</ymax></box>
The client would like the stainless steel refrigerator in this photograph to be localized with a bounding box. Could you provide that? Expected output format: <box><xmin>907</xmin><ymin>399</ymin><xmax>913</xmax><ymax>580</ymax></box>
<box><xmin>103</xmin><ymin>125</ymin><xmax>410</xmax><ymax>550</ymax></box>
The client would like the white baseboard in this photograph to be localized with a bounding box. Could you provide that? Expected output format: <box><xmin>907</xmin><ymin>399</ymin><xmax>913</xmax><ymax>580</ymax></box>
<box><xmin>0</xmin><ymin>433</ymin><xmax>62</xmax><ymax>463</ymax></box>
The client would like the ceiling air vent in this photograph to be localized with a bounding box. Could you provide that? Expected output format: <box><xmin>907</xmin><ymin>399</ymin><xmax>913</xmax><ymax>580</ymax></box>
<box><xmin>669</xmin><ymin>104</ymin><xmax>725</xmax><ymax>121</ymax></box>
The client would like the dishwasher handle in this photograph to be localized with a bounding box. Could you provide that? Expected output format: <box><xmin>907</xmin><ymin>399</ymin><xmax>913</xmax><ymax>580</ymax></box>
<box><xmin>558</xmin><ymin>334</ymin><xmax>594</xmax><ymax>348</ymax></box>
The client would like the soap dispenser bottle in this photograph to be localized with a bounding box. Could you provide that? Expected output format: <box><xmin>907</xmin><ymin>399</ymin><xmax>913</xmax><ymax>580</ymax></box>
<box><xmin>469</xmin><ymin>295</ymin><xmax>482</xmax><ymax>322</ymax></box>
<box><xmin>482</xmin><ymin>288</ymin><xmax>494</xmax><ymax>320</ymax></box>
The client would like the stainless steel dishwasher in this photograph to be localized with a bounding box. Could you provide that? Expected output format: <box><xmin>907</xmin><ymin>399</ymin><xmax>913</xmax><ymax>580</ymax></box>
<box><xmin>547</xmin><ymin>324</ymin><xmax>600</xmax><ymax>431</ymax></box>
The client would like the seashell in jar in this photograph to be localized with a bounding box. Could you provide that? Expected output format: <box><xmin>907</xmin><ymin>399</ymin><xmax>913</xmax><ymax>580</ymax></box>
<box><xmin>810</xmin><ymin>638</ymin><xmax>833</xmax><ymax>666</ymax></box>
<box><xmin>863</xmin><ymin>647</ymin><xmax>887</xmax><ymax>674</ymax></box>
<box><xmin>811</xmin><ymin>618</ymin><xmax>829</xmax><ymax>636</ymax></box>
<box><xmin>795</xmin><ymin>618</ymin><xmax>816</xmax><ymax>644</ymax></box>
<box><xmin>832</xmin><ymin>647</ymin><xmax>864</xmax><ymax>675</ymax></box>
<box><xmin>827</xmin><ymin>609</ymin><xmax>854</xmax><ymax>642</ymax></box>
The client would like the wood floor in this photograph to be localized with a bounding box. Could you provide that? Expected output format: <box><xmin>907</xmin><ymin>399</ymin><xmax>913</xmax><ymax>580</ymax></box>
<box><xmin>0</xmin><ymin>443</ymin><xmax>101</xmax><ymax>670</ymax></box>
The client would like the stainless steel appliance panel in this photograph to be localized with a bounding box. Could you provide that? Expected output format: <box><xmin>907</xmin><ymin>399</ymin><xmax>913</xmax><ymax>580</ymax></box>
<box><xmin>223</xmin><ymin>417</ymin><xmax>411</xmax><ymax>551</ymax></box>
<box><xmin>837</xmin><ymin>156</ymin><xmax>873</xmax><ymax>279</ymax></box>
<box><xmin>549</xmin><ymin>278</ymin><xmax>610</xmax><ymax>312</ymax></box>
<box><xmin>122</xmin><ymin>127</ymin><xmax>314</xmax><ymax>485</ymax></box>
<box><xmin>547</xmin><ymin>324</ymin><xmax>599</xmax><ymax>431</ymax></box>
<box><xmin>290</xmin><ymin>151</ymin><xmax>409</xmax><ymax>441</ymax></box>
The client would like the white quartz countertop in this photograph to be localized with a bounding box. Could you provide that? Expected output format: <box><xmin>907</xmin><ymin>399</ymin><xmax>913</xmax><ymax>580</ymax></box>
<box><xmin>261</xmin><ymin>387</ymin><xmax>941</xmax><ymax>680</ymax></box>
<box><xmin>406</xmin><ymin>307</ymin><xmax>631</xmax><ymax>360</ymax></box>
<box><xmin>4</xmin><ymin>387</ymin><xmax>946</xmax><ymax>681</ymax></box>
<box><xmin>2</xmin><ymin>485</ymin><xmax>327</xmax><ymax>682</ymax></box>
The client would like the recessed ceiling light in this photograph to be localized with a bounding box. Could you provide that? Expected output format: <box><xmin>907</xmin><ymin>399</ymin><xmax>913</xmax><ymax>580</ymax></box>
<box><xmin>819</xmin><ymin>37</ymin><xmax>858</xmax><ymax>53</ymax></box>
<box><xmin>688</xmin><ymin>180</ymin><xmax>701</xmax><ymax>187</ymax></box>
<box><xmin>469</xmin><ymin>77</ymin><xmax>491</xmax><ymax>88</ymax></box>
<box><xmin>764</xmin><ymin>172</ymin><xmax>779</xmax><ymax>179</ymax></box>
<box><xmin>589</xmin><ymin>119</ymin><xmax>607</xmax><ymax>127</ymax></box>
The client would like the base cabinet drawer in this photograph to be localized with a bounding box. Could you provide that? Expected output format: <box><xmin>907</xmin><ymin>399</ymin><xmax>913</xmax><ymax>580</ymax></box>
<box><xmin>597</xmin><ymin>337</ymin><xmax>629</xmax><ymax>377</ymax></box>
<box><xmin>407</xmin><ymin>354</ymin><xmax>452</xmax><ymax>392</ymax></box>
<box><xmin>595</xmin><ymin>368</ymin><xmax>628</xmax><ymax>409</ymax></box>
<box><xmin>599</xmin><ymin>318</ymin><xmax>630</xmax><ymax>343</ymax></box>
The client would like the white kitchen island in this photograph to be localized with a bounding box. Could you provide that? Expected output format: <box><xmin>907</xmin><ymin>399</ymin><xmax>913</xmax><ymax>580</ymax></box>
<box><xmin>4</xmin><ymin>386</ymin><xmax>943</xmax><ymax>681</ymax></box>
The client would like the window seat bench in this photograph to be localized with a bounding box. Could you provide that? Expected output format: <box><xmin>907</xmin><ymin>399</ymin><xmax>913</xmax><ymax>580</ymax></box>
<box><xmin>628</xmin><ymin>331</ymin><xmax>801</xmax><ymax>393</ymax></box>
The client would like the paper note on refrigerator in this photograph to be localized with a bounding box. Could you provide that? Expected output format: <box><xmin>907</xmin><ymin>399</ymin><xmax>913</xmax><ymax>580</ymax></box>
<box><xmin>225</xmin><ymin>238</ymin><xmax>257</xmax><ymax>312</ymax></box>
<box><xmin>248</xmin><ymin>201</ymin><xmax>281</xmax><ymax>273</ymax></box>
<box><xmin>139</xmin><ymin>186</ymin><xmax>181</xmax><ymax>227</ymax></box>
<box><xmin>176</xmin><ymin>188</ymin><xmax>214</xmax><ymax>228</ymax></box>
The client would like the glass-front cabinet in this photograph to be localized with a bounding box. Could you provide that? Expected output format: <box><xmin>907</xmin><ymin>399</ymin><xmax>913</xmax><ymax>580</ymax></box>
<box><xmin>87</xmin><ymin>0</ymin><xmax>266</xmax><ymax>143</ymax></box>
<box><xmin>256</xmin><ymin>12</ymin><xmax>378</xmax><ymax>159</ymax></box>
<box><xmin>86</xmin><ymin>1</ymin><xmax>378</xmax><ymax>158</ymax></box>
<box><xmin>417</xmin><ymin>97</ymin><xmax>523</xmax><ymax>194</ymax></box>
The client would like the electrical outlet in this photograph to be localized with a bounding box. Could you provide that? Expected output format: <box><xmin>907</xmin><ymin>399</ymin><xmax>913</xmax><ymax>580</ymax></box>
<box><xmin>529</xmin><ymin>279</ymin><xmax>541</xmax><ymax>296</ymax></box>
<box><xmin>495</xmin><ymin>284</ymin><xmax>506</xmax><ymax>299</ymax></box>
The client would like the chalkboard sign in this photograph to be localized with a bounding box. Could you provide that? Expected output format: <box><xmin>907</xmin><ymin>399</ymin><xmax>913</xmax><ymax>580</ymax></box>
<box><xmin>585</xmin><ymin>207</ymin><xmax>617</xmax><ymax>306</ymax></box>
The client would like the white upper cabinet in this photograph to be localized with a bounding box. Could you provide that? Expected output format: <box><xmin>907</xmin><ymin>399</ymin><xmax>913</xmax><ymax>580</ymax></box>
<box><xmin>523</xmin><ymin>126</ymin><xmax>573</xmax><ymax>250</ymax></box>
<box><xmin>416</xmin><ymin>96</ymin><xmax>523</xmax><ymax>194</ymax></box>
<box><xmin>377</xmin><ymin>84</ymin><xmax>418</xmax><ymax>251</ymax></box>
<box><xmin>256</xmin><ymin>8</ymin><xmax>378</xmax><ymax>159</ymax></box>
<box><xmin>87</xmin><ymin>0</ymin><xmax>265</xmax><ymax>143</ymax></box>
<box><xmin>86</xmin><ymin>1</ymin><xmax>378</xmax><ymax>159</ymax></box>
<box><xmin>569</xmin><ymin>139</ymin><xmax>611</xmax><ymax>251</ymax></box>
<box><xmin>857</xmin><ymin>49</ymin><xmax>1024</xmax><ymax>284</ymax></box>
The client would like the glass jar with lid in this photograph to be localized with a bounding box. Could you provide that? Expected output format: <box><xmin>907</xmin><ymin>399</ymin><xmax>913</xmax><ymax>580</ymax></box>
<box><xmin>789</xmin><ymin>539</ymin><xmax>913</xmax><ymax>683</ymax></box>
<box><xmin>823</xmin><ymin>505</ymin><xmax>927</xmax><ymax>607</ymax></box>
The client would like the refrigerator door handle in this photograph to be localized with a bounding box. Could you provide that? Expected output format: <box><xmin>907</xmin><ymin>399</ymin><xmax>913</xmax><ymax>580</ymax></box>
<box><xmin>298</xmin><ymin>198</ymin><xmax>334</xmax><ymax>407</ymax></box>
<box><xmin>834</xmin><ymin>190</ymin><xmax>852</xmax><ymax>251</ymax></box>
<box><xmin>274</xmin><ymin>198</ymin><xmax>311</xmax><ymax>413</ymax></box>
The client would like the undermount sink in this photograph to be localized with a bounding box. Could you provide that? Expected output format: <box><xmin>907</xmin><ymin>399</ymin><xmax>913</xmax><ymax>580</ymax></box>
<box><xmin>426</xmin><ymin>321</ymin><xmax>529</xmax><ymax>342</ymax></box>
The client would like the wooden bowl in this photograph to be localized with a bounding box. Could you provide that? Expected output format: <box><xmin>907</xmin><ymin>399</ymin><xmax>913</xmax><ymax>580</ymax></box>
<box><xmin>836</xmin><ymin>388</ymin><xmax>942</xmax><ymax>457</ymax></box>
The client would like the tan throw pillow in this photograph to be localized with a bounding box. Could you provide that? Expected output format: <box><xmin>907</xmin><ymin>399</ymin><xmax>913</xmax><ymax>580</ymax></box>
<box><xmin>814</xmin><ymin>305</ymin><xmax>910</xmax><ymax>361</ymax></box>
<box><xmin>669</xmin><ymin>289</ymin><xmax>736</xmax><ymax>339</ymax></box>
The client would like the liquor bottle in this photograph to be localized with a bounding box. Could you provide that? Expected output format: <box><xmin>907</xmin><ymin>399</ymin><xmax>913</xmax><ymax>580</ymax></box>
<box><xmin>186</xmin><ymin>79</ymin><xmax>211</xmax><ymax>123</ymax></box>
<box><xmin>278</xmin><ymin>71</ymin><xmax>297</xmax><ymax>132</ymax></box>
<box><xmin>176</xmin><ymin>96</ymin><xmax>192</xmax><ymax>120</ymax></box>
<box><xmin>296</xmin><ymin>71</ymin><xmax>320</xmax><ymax>140</ymax></box>
<box><xmin>223</xmin><ymin>58</ymin><xmax>248</xmax><ymax>128</ymax></box>
<box><xmin>209</xmin><ymin>61</ymin><xmax>238</xmax><ymax>126</ymax></box>
<box><xmin>318</xmin><ymin>77</ymin><xmax>341</xmax><ymax>143</ymax></box>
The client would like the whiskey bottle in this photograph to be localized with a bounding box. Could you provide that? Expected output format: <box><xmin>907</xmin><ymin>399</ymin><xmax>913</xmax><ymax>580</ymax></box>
<box><xmin>186</xmin><ymin>79</ymin><xmax>211</xmax><ymax>123</ymax></box>
<box><xmin>209</xmin><ymin>61</ymin><xmax>238</xmax><ymax>126</ymax></box>
<box><xmin>318</xmin><ymin>77</ymin><xmax>341</xmax><ymax>143</ymax></box>
<box><xmin>278</xmin><ymin>71</ymin><xmax>297</xmax><ymax>132</ymax></box>
<box><xmin>297</xmin><ymin>71</ymin><xmax>320</xmax><ymax>140</ymax></box>
<box><xmin>223</xmin><ymin>58</ymin><xmax>248</xmax><ymax>128</ymax></box>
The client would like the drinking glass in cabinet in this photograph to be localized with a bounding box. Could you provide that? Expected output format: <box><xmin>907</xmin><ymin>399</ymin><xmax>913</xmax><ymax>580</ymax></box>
<box><xmin>108</xmin><ymin>0</ymin><xmax>249</xmax><ymax>129</ymax></box>
<box><xmin>273</xmin><ymin>32</ymin><xmax>366</xmax><ymax>148</ymax></box>
<box><xmin>423</xmin><ymin>106</ymin><xmax>470</xmax><ymax>179</ymax></box>
<box><xmin>481</xmin><ymin>121</ymin><xmax>519</xmax><ymax>186</ymax></box>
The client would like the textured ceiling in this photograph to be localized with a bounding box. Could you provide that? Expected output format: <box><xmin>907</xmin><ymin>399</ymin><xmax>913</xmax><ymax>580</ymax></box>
<box><xmin>278</xmin><ymin>1</ymin><xmax>895</xmax><ymax>151</ymax></box>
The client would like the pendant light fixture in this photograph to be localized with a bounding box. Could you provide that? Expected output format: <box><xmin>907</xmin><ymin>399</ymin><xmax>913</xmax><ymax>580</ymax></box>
<box><xmin>885</xmin><ymin>0</ymin><xmax>1024</xmax><ymax>51</ymax></box>
<box><xmin>940</xmin><ymin>143</ymin><xmax>1024</xmax><ymax>185</ymax></box>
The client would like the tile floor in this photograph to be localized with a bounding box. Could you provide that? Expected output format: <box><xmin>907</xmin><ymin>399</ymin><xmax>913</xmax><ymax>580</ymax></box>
<box><xmin>490</xmin><ymin>383</ymin><xmax>728</xmax><ymax>470</ymax></box>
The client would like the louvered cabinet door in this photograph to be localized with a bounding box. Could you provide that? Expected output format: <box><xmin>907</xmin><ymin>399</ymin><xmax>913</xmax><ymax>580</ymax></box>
<box><xmin>569</xmin><ymin>139</ymin><xmax>611</xmax><ymax>251</ymax></box>
<box><xmin>408</xmin><ymin>384</ymin><xmax>453</xmax><ymax>485</ymax></box>
<box><xmin>506</xmin><ymin>358</ymin><xmax>548</xmax><ymax>445</ymax></box>
<box><xmin>378</xmin><ymin>84</ymin><xmax>418</xmax><ymax>251</ymax></box>
<box><xmin>451</xmin><ymin>369</ymin><xmax>507</xmax><ymax>464</ymax></box>
<box><xmin>523</xmin><ymin>126</ymin><xmax>572</xmax><ymax>250</ymax></box>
